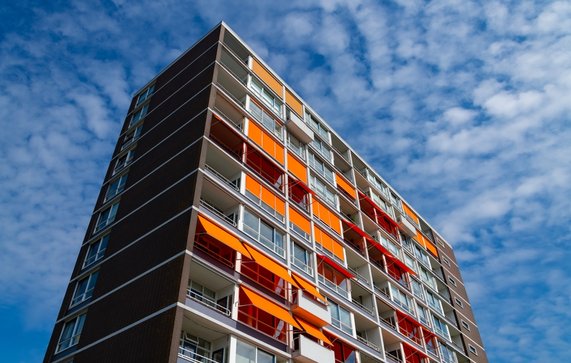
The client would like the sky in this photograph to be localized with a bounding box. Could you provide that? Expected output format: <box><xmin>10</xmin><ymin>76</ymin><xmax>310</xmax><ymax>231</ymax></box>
<box><xmin>0</xmin><ymin>0</ymin><xmax>570</xmax><ymax>362</ymax></box>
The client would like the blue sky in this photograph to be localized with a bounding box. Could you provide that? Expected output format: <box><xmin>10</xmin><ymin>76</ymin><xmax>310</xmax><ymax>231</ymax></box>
<box><xmin>1</xmin><ymin>1</ymin><xmax>570</xmax><ymax>362</ymax></box>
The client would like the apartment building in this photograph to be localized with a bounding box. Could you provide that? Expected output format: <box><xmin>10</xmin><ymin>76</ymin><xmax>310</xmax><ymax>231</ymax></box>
<box><xmin>43</xmin><ymin>22</ymin><xmax>487</xmax><ymax>363</ymax></box>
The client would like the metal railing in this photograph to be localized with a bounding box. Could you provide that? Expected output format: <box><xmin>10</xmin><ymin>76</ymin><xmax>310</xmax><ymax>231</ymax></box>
<box><xmin>186</xmin><ymin>290</ymin><xmax>231</xmax><ymax>316</ymax></box>
<box><xmin>357</xmin><ymin>335</ymin><xmax>381</xmax><ymax>351</ymax></box>
<box><xmin>204</xmin><ymin>164</ymin><xmax>240</xmax><ymax>191</ymax></box>
<box><xmin>199</xmin><ymin>199</ymin><xmax>238</xmax><ymax>227</ymax></box>
<box><xmin>178</xmin><ymin>346</ymin><xmax>220</xmax><ymax>363</ymax></box>
<box><xmin>318</xmin><ymin>274</ymin><xmax>349</xmax><ymax>298</ymax></box>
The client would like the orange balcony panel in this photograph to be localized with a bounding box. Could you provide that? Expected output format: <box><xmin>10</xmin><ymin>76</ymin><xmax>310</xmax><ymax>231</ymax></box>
<box><xmin>252</xmin><ymin>58</ymin><xmax>283</xmax><ymax>96</ymax></box>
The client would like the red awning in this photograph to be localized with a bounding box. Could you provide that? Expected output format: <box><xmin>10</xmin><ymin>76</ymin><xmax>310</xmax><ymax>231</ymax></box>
<box><xmin>385</xmin><ymin>254</ymin><xmax>416</xmax><ymax>276</ymax></box>
<box><xmin>317</xmin><ymin>254</ymin><xmax>355</xmax><ymax>279</ymax></box>
<box><xmin>358</xmin><ymin>191</ymin><xmax>399</xmax><ymax>231</ymax></box>
<box><xmin>342</xmin><ymin>219</ymin><xmax>369</xmax><ymax>239</ymax></box>
<box><xmin>403</xmin><ymin>341</ymin><xmax>429</xmax><ymax>359</ymax></box>
<box><xmin>396</xmin><ymin>310</ymin><xmax>422</xmax><ymax>329</ymax></box>
<box><xmin>289</xmin><ymin>179</ymin><xmax>315</xmax><ymax>195</ymax></box>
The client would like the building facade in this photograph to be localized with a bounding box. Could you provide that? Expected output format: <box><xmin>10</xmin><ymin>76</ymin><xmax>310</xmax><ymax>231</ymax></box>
<box><xmin>44</xmin><ymin>23</ymin><xmax>487</xmax><ymax>363</ymax></box>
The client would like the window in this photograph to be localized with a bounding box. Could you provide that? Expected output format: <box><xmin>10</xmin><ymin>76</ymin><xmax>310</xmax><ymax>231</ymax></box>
<box><xmin>247</xmin><ymin>100</ymin><xmax>283</xmax><ymax>140</ymax></box>
<box><xmin>404</xmin><ymin>254</ymin><xmax>416</xmax><ymax>272</ymax></box>
<box><xmin>330</xmin><ymin>301</ymin><xmax>352</xmax><ymax>335</ymax></box>
<box><xmin>121</xmin><ymin>125</ymin><xmax>143</xmax><ymax>150</ymax></box>
<box><xmin>454</xmin><ymin>297</ymin><xmax>464</xmax><ymax>308</ymax></box>
<box><xmin>308</xmin><ymin>152</ymin><xmax>334</xmax><ymax>183</ymax></box>
<box><xmin>367</xmin><ymin>173</ymin><xmax>389</xmax><ymax>198</ymax></box>
<box><xmin>439</xmin><ymin>343</ymin><xmax>456</xmax><ymax>363</ymax></box>
<box><xmin>417</xmin><ymin>304</ymin><xmax>430</xmax><ymax>326</ymax></box>
<box><xmin>401</xmin><ymin>235</ymin><xmax>413</xmax><ymax>252</ymax></box>
<box><xmin>310</xmin><ymin>174</ymin><xmax>337</xmax><ymax>208</ymax></box>
<box><xmin>310</xmin><ymin>138</ymin><xmax>332</xmax><ymax>162</ymax></box>
<box><xmin>71</xmin><ymin>271</ymin><xmax>99</xmax><ymax>306</ymax></box>
<box><xmin>242</xmin><ymin>209</ymin><xmax>285</xmax><ymax>257</ymax></box>
<box><xmin>468</xmin><ymin>344</ymin><xmax>478</xmax><ymax>355</ymax></box>
<box><xmin>390</xmin><ymin>193</ymin><xmax>402</xmax><ymax>212</ymax></box>
<box><xmin>448</xmin><ymin>276</ymin><xmax>457</xmax><ymax>286</ymax></box>
<box><xmin>390</xmin><ymin>284</ymin><xmax>413</xmax><ymax>314</ymax></box>
<box><xmin>419</xmin><ymin>267</ymin><xmax>437</xmax><ymax>290</ymax></box>
<box><xmin>136</xmin><ymin>84</ymin><xmax>155</xmax><ymax>106</ymax></box>
<box><xmin>291</xmin><ymin>242</ymin><xmax>312</xmax><ymax>276</ymax></box>
<box><xmin>94</xmin><ymin>203</ymin><xmax>119</xmax><ymax>233</ymax></box>
<box><xmin>414</xmin><ymin>244</ymin><xmax>430</xmax><ymax>267</ymax></box>
<box><xmin>287</xmin><ymin>133</ymin><xmax>305</xmax><ymax>159</ymax></box>
<box><xmin>236</xmin><ymin>340</ymin><xmax>275</xmax><ymax>363</ymax></box>
<box><xmin>83</xmin><ymin>235</ymin><xmax>109</xmax><ymax>268</ymax></box>
<box><xmin>180</xmin><ymin>332</ymin><xmax>213</xmax><ymax>362</ymax></box>
<box><xmin>113</xmin><ymin>149</ymin><xmax>135</xmax><ymax>174</ymax></box>
<box><xmin>432</xmin><ymin>315</ymin><xmax>450</xmax><ymax>339</ymax></box>
<box><xmin>129</xmin><ymin>103</ymin><xmax>148</xmax><ymax>127</ymax></box>
<box><xmin>305</xmin><ymin>112</ymin><xmax>329</xmax><ymax>140</ymax></box>
<box><xmin>56</xmin><ymin>314</ymin><xmax>86</xmax><ymax>353</ymax></box>
<box><xmin>105</xmin><ymin>174</ymin><xmax>128</xmax><ymax>202</ymax></box>
<box><xmin>379</xmin><ymin>235</ymin><xmax>400</xmax><ymax>257</ymax></box>
<box><xmin>249</xmin><ymin>78</ymin><xmax>282</xmax><ymax>116</ymax></box>
<box><xmin>426</xmin><ymin>290</ymin><xmax>443</xmax><ymax>314</ymax></box>
<box><xmin>461</xmin><ymin>320</ymin><xmax>471</xmax><ymax>331</ymax></box>
<box><xmin>442</xmin><ymin>256</ymin><xmax>451</xmax><ymax>267</ymax></box>
<box><xmin>188</xmin><ymin>280</ymin><xmax>216</xmax><ymax>307</ymax></box>
<box><xmin>411</xmin><ymin>278</ymin><xmax>424</xmax><ymax>300</ymax></box>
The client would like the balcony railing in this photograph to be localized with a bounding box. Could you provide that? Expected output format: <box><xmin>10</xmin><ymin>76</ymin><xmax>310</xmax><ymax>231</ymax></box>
<box><xmin>357</xmin><ymin>335</ymin><xmax>381</xmax><ymax>351</ymax></box>
<box><xmin>385</xmin><ymin>351</ymin><xmax>403</xmax><ymax>363</ymax></box>
<box><xmin>178</xmin><ymin>346</ymin><xmax>221</xmax><ymax>363</ymax></box>
<box><xmin>318</xmin><ymin>274</ymin><xmax>349</xmax><ymax>299</ymax></box>
<box><xmin>186</xmin><ymin>290</ymin><xmax>231</xmax><ymax>316</ymax></box>
<box><xmin>199</xmin><ymin>199</ymin><xmax>238</xmax><ymax>227</ymax></box>
<box><xmin>204</xmin><ymin>164</ymin><xmax>240</xmax><ymax>191</ymax></box>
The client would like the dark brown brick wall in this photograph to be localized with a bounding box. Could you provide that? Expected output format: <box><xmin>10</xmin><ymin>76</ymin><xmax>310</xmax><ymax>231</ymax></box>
<box><xmin>79</xmin><ymin>256</ymin><xmax>183</xmax><ymax>344</ymax></box>
<box><xmin>73</xmin><ymin>308</ymin><xmax>176</xmax><ymax>363</ymax></box>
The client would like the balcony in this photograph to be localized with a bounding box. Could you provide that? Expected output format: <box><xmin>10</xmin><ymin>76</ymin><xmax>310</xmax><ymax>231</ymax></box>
<box><xmin>286</xmin><ymin>109</ymin><xmax>314</xmax><ymax>144</ymax></box>
<box><xmin>292</xmin><ymin>289</ymin><xmax>331</xmax><ymax>326</ymax></box>
<box><xmin>199</xmin><ymin>179</ymin><xmax>240</xmax><ymax>228</ymax></box>
<box><xmin>397</xmin><ymin>214</ymin><xmax>417</xmax><ymax>237</ymax></box>
<box><xmin>291</xmin><ymin>334</ymin><xmax>334</xmax><ymax>363</ymax></box>
<box><xmin>355</xmin><ymin>317</ymin><xmax>382</xmax><ymax>353</ymax></box>
<box><xmin>178</xmin><ymin>311</ymin><xmax>229</xmax><ymax>363</ymax></box>
<box><xmin>185</xmin><ymin>262</ymin><xmax>235</xmax><ymax>318</ymax></box>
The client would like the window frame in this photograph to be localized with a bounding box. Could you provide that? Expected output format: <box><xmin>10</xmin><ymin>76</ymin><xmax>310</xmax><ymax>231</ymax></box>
<box><xmin>249</xmin><ymin>77</ymin><xmax>283</xmax><ymax>117</ymax></box>
<box><xmin>329</xmin><ymin>300</ymin><xmax>353</xmax><ymax>335</ymax></box>
<box><xmin>83</xmin><ymin>235</ymin><xmax>109</xmax><ymax>268</ymax></box>
<box><xmin>129</xmin><ymin>103</ymin><xmax>148</xmax><ymax>128</ymax></box>
<box><xmin>56</xmin><ymin>314</ymin><xmax>86</xmax><ymax>353</ymax></box>
<box><xmin>105</xmin><ymin>174</ymin><xmax>128</xmax><ymax>202</ymax></box>
<box><xmin>242</xmin><ymin>209</ymin><xmax>285</xmax><ymax>257</ymax></box>
<box><xmin>94</xmin><ymin>202</ymin><xmax>119</xmax><ymax>233</ymax></box>
<box><xmin>291</xmin><ymin>241</ymin><xmax>313</xmax><ymax>276</ymax></box>
<box><xmin>135</xmin><ymin>84</ymin><xmax>155</xmax><ymax>106</ymax></box>
<box><xmin>70</xmin><ymin>271</ymin><xmax>99</xmax><ymax>307</ymax></box>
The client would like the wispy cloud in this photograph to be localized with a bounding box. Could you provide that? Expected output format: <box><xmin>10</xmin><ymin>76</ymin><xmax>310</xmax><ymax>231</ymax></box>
<box><xmin>0</xmin><ymin>1</ymin><xmax>570</xmax><ymax>362</ymax></box>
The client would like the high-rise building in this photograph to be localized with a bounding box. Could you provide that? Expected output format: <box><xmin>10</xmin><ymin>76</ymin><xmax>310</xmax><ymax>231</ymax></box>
<box><xmin>44</xmin><ymin>22</ymin><xmax>487</xmax><ymax>363</ymax></box>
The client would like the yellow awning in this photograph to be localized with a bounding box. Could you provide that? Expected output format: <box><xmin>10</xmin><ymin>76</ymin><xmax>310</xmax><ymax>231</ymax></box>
<box><xmin>197</xmin><ymin>215</ymin><xmax>250</xmax><ymax>257</ymax></box>
<box><xmin>241</xmin><ymin>286</ymin><xmax>301</xmax><ymax>329</ymax></box>
<box><xmin>293</xmin><ymin>274</ymin><xmax>326</xmax><ymax>302</ymax></box>
<box><xmin>297</xmin><ymin>318</ymin><xmax>333</xmax><ymax>345</ymax></box>
<box><xmin>244</xmin><ymin>244</ymin><xmax>297</xmax><ymax>287</ymax></box>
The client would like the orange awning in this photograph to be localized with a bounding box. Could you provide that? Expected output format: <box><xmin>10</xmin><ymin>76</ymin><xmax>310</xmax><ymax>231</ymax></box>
<box><xmin>241</xmin><ymin>286</ymin><xmax>301</xmax><ymax>329</ymax></box>
<box><xmin>197</xmin><ymin>215</ymin><xmax>251</xmax><ymax>257</ymax></box>
<box><xmin>287</xmin><ymin>152</ymin><xmax>308</xmax><ymax>184</ymax></box>
<box><xmin>297</xmin><ymin>318</ymin><xmax>333</xmax><ymax>345</ymax></box>
<box><xmin>248</xmin><ymin>120</ymin><xmax>284</xmax><ymax>165</ymax></box>
<box><xmin>285</xmin><ymin>88</ymin><xmax>303</xmax><ymax>116</ymax></box>
<box><xmin>289</xmin><ymin>206</ymin><xmax>311</xmax><ymax>235</ymax></box>
<box><xmin>312</xmin><ymin>200</ymin><xmax>341</xmax><ymax>235</ymax></box>
<box><xmin>293</xmin><ymin>274</ymin><xmax>326</xmax><ymax>302</ymax></box>
<box><xmin>314</xmin><ymin>226</ymin><xmax>345</xmax><ymax>262</ymax></box>
<box><xmin>335</xmin><ymin>173</ymin><xmax>357</xmax><ymax>199</ymax></box>
<box><xmin>243</xmin><ymin>244</ymin><xmax>297</xmax><ymax>287</ymax></box>
<box><xmin>252</xmin><ymin>59</ymin><xmax>283</xmax><ymax>96</ymax></box>
<box><xmin>402</xmin><ymin>203</ymin><xmax>420</xmax><ymax>225</ymax></box>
